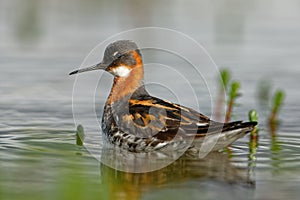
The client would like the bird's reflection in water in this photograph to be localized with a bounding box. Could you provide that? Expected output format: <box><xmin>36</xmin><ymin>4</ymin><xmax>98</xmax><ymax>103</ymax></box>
<box><xmin>100</xmin><ymin>150</ymin><xmax>254</xmax><ymax>200</ymax></box>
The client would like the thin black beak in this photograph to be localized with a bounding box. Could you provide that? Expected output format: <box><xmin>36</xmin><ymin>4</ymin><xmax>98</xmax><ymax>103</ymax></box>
<box><xmin>69</xmin><ymin>62</ymin><xmax>107</xmax><ymax>75</ymax></box>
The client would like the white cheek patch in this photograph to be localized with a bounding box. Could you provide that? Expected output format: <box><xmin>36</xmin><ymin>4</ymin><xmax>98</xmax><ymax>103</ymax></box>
<box><xmin>112</xmin><ymin>66</ymin><xmax>131</xmax><ymax>77</ymax></box>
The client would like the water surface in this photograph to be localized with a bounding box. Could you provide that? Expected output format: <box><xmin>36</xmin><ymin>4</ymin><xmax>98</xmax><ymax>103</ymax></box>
<box><xmin>1</xmin><ymin>0</ymin><xmax>300</xmax><ymax>199</ymax></box>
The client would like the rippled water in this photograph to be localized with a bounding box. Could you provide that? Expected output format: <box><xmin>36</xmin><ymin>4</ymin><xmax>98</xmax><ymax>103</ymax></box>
<box><xmin>1</xmin><ymin>0</ymin><xmax>300</xmax><ymax>199</ymax></box>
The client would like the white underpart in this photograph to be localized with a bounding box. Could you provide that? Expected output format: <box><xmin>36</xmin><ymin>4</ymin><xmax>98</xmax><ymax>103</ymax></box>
<box><xmin>112</xmin><ymin>66</ymin><xmax>131</xmax><ymax>77</ymax></box>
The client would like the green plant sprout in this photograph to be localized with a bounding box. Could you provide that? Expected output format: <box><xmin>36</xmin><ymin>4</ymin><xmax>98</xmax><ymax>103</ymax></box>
<box><xmin>269</xmin><ymin>89</ymin><xmax>285</xmax><ymax>125</ymax></box>
<box><xmin>220</xmin><ymin>69</ymin><xmax>231</xmax><ymax>92</ymax></box>
<box><xmin>225</xmin><ymin>81</ymin><xmax>241</xmax><ymax>123</ymax></box>
<box><xmin>248</xmin><ymin>110</ymin><xmax>258</xmax><ymax>139</ymax></box>
<box><xmin>216</xmin><ymin>69</ymin><xmax>242</xmax><ymax>123</ymax></box>
<box><xmin>76</xmin><ymin>124</ymin><xmax>85</xmax><ymax>146</ymax></box>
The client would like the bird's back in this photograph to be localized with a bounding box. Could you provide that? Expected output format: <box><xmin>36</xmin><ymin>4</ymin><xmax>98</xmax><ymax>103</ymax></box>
<box><xmin>101</xmin><ymin>93</ymin><xmax>257</xmax><ymax>152</ymax></box>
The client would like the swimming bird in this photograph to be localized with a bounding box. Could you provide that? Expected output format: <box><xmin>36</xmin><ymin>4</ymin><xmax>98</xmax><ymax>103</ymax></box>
<box><xmin>69</xmin><ymin>40</ymin><xmax>257</xmax><ymax>153</ymax></box>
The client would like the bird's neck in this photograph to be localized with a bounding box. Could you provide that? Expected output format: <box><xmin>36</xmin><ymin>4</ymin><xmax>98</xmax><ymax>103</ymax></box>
<box><xmin>107</xmin><ymin>66</ymin><xmax>146</xmax><ymax>104</ymax></box>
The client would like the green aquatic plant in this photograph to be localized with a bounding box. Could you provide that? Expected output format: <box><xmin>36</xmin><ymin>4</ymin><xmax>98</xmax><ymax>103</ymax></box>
<box><xmin>219</xmin><ymin>69</ymin><xmax>231</xmax><ymax>92</ymax></box>
<box><xmin>215</xmin><ymin>69</ymin><xmax>231</xmax><ymax>121</ymax></box>
<box><xmin>248</xmin><ymin>110</ymin><xmax>258</xmax><ymax>139</ymax></box>
<box><xmin>216</xmin><ymin>69</ymin><xmax>242</xmax><ymax>123</ymax></box>
<box><xmin>269</xmin><ymin>89</ymin><xmax>285</xmax><ymax>125</ymax></box>
<box><xmin>248</xmin><ymin>109</ymin><xmax>259</xmax><ymax>173</ymax></box>
<box><xmin>217</xmin><ymin>69</ymin><xmax>242</xmax><ymax>150</ymax></box>
<box><xmin>225</xmin><ymin>81</ymin><xmax>241</xmax><ymax>123</ymax></box>
<box><xmin>248</xmin><ymin>110</ymin><xmax>258</xmax><ymax>123</ymax></box>
<box><xmin>76</xmin><ymin>124</ymin><xmax>85</xmax><ymax>146</ymax></box>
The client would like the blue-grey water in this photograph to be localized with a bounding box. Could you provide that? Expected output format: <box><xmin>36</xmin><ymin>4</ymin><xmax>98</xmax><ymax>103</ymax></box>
<box><xmin>1</xmin><ymin>0</ymin><xmax>300</xmax><ymax>199</ymax></box>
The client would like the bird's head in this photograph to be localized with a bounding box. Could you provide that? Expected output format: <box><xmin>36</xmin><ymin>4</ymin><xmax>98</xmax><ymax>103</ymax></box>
<box><xmin>69</xmin><ymin>40</ymin><xmax>143</xmax><ymax>78</ymax></box>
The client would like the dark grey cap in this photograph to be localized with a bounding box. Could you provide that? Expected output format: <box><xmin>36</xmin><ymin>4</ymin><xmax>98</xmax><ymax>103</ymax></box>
<box><xmin>102</xmin><ymin>40</ymin><xmax>139</xmax><ymax>65</ymax></box>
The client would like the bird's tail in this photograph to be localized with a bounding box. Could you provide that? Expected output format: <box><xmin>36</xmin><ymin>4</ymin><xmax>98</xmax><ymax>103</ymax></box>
<box><xmin>192</xmin><ymin>121</ymin><xmax>258</xmax><ymax>152</ymax></box>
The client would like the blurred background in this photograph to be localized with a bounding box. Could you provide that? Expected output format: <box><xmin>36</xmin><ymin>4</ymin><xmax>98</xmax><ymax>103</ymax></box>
<box><xmin>1</xmin><ymin>0</ymin><xmax>300</xmax><ymax>199</ymax></box>
<box><xmin>1</xmin><ymin>0</ymin><xmax>299</xmax><ymax>112</ymax></box>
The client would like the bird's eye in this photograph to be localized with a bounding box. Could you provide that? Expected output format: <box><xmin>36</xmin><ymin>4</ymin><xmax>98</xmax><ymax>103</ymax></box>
<box><xmin>113</xmin><ymin>51</ymin><xmax>122</xmax><ymax>58</ymax></box>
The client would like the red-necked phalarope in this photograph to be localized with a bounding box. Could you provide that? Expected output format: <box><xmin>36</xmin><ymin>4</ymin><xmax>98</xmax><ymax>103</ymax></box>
<box><xmin>70</xmin><ymin>40</ymin><xmax>257</xmax><ymax>153</ymax></box>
